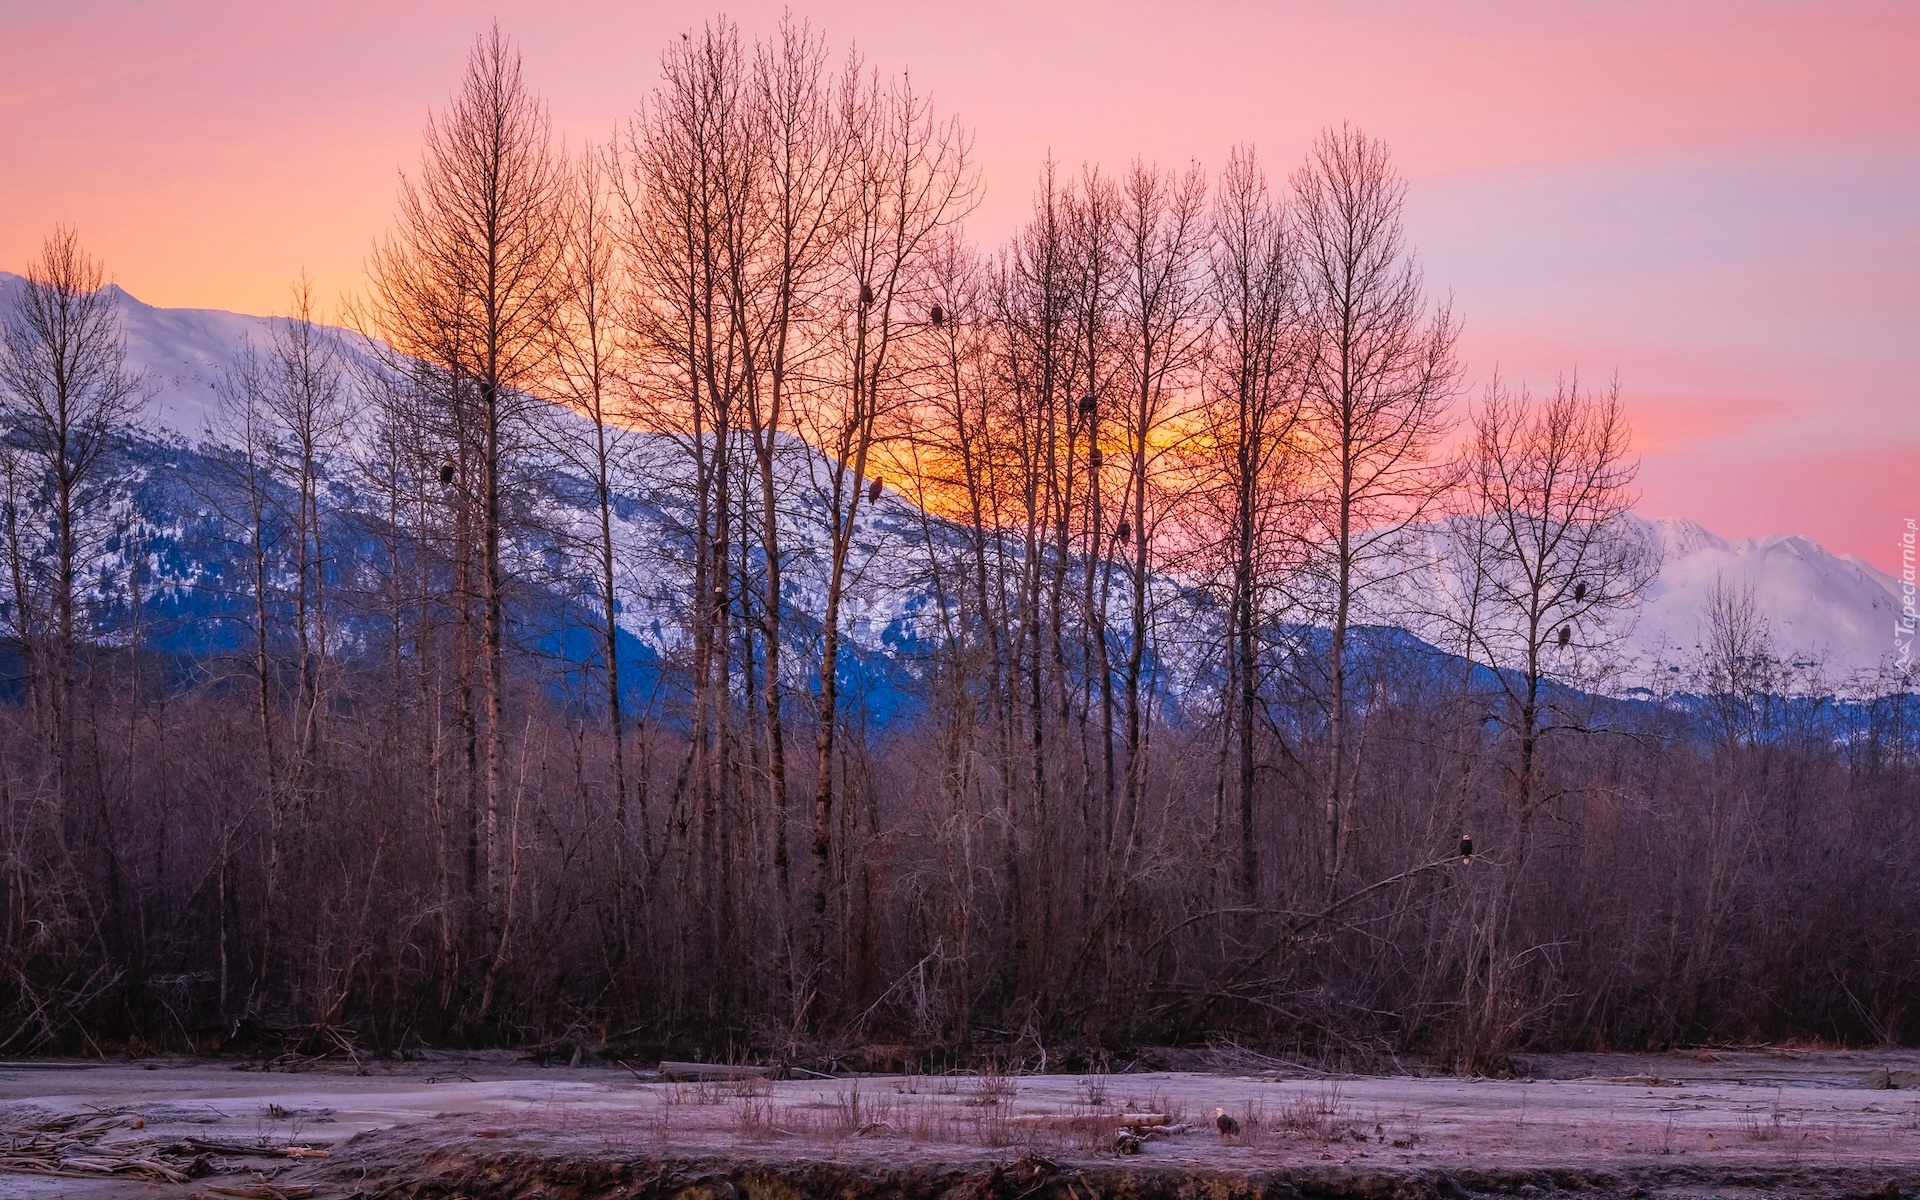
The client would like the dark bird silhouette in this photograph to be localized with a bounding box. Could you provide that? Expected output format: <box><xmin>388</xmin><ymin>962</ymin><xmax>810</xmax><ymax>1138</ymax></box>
<box><xmin>1574</xmin><ymin>581</ymin><xmax>1588</xmax><ymax>601</ymax></box>
<box><xmin>1078</xmin><ymin>392</ymin><xmax>1098</xmax><ymax>422</ymax></box>
<box><xmin>867</xmin><ymin>476</ymin><xmax>884</xmax><ymax>503</ymax></box>
<box><xmin>438</xmin><ymin>459</ymin><xmax>455</xmax><ymax>487</ymax></box>
<box><xmin>1213</xmin><ymin>1108</ymin><xmax>1240</xmax><ymax>1138</ymax></box>
<box><xmin>1460</xmin><ymin>834</ymin><xmax>1473</xmax><ymax>865</ymax></box>
<box><xmin>930</xmin><ymin>303</ymin><xmax>944</xmax><ymax>325</ymax></box>
<box><xmin>1557</xmin><ymin>625</ymin><xmax>1572</xmax><ymax>646</ymax></box>
<box><xmin>1114</xmin><ymin>520</ymin><xmax>1130</xmax><ymax>542</ymax></box>
<box><xmin>858</xmin><ymin>282</ymin><xmax>874</xmax><ymax>307</ymax></box>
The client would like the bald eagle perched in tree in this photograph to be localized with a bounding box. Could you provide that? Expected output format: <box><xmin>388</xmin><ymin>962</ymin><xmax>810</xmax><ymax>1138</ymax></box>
<box><xmin>867</xmin><ymin>476</ymin><xmax>884</xmax><ymax>503</ymax></box>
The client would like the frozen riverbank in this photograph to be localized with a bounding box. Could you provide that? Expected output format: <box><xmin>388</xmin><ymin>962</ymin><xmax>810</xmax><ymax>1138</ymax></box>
<box><xmin>6</xmin><ymin>1049</ymin><xmax>1920</xmax><ymax>1197</ymax></box>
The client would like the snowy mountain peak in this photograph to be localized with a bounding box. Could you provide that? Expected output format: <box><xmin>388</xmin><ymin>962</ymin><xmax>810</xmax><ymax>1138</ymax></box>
<box><xmin>1621</xmin><ymin>513</ymin><xmax>1903</xmax><ymax>692</ymax></box>
<box><xmin>0</xmin><ymin>273</ymin><xmax>309</xmax><ymax>440</ymax></box>
<box><xmin>1641</xmin><ymin>515</ymin><xmax>1729</xmax><ymax>559</ymax></box>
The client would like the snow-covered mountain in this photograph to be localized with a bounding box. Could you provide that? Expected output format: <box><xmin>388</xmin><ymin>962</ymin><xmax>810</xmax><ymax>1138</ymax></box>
<box><xmin>1619</xmin><ymin>516</ymin><xmax>1906</xmax><ymax>694</ymax></box>
<box><xmin>0</xmin><ymin>273</ymin><xmax>956</xmax><ymax>715</ymax></box>
<box><xmin>0</xmin><ymin>275</ymin><xmax>1906</xmax><ymax>701</ymax></box>
<box><xmin>1370</xmin><ymin>512</ymin><xmax>1908</xmax><ymax>698</ymax></box>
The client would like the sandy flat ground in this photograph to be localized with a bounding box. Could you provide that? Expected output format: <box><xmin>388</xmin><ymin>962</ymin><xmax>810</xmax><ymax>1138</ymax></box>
<box><xmin>6</xmin><ymin>1048</ymin><xmax>1920</xmax><ymax>1197</ymax></box>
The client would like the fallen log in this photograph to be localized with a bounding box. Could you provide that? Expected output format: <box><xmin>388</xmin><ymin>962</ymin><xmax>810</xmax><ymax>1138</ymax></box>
<box><xmin>184</xmin><ymin>1138</ymin><xmax>331</xmax><ymax>1159</ymax></box>
<box><xmin>0</xmin><ymin>1155</ymin><xmax>188</xmax><ymax>1184</ymax></box>
<box><xmin>198</xmin><ymin>1184</ymin><xmax>318</xmax><ymax>1200</ymax></box>
<box><xmin>658</xmin><ymin>1061</ymin><xmax>775</xmax><ymax>1081</ymax></box>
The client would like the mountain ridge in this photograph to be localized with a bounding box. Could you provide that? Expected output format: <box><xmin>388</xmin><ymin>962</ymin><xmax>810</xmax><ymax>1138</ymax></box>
<box><xmin>0</xmin><ymin>273</ymin><xmax>1906</xmax><ymax>698</ymax></box>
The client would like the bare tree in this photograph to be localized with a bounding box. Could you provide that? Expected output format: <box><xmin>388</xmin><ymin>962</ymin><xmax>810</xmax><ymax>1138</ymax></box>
<box><xmin>549</xmin><ymin>147</ymin><xmax>636</xmax><ymax>827</ymax></box>
<box><xmin>800</xmin><ymin>67</ymin><xmax>975</xmax><ymax>1003</ymax></box>
<box><xmin>617</xmin><ymin>18</ymin><xmax>752</xmax><ymax>1007</ymax></box>
<box><xmin>205</xmin><ymin>339</ymin><xmax>287</xmax><ymax>1017</ymax></box>
<box><xmin>1068</xmin><ymin>157</ymin><xmax>1208</xmax><ymax>954</ymax></box>
<box><xmin>992</xmin><ymin>162</ymin><xmax>1077</xmax><ymax>990</ymax></box>
<box><xmin>349</xmin><ymin>344</ymin><xmax>470</xmax><ymax>1004</ymax></box>
<box><xmin>365</xmin><ymin>24</ymin><xmax>568</xmax><ymax>962</ymax></box>
<box><xmin>1292</xmin><ymin>126</ymin><xmax>1459</xmax><ymax>893</ymax></box>
<box><xmin>1450</xmin><ymin>374</ymin><xmax>1652</xmax><ymax>1064</ymax></box>
<box><xmin>1196</xmin><ymin>146</ymin><xmax>1304</xmax><ymax>898</ymax></box>
<box><xmin>0</xmin><ymin>228</ymin><xmax>145</xmax><ymax>808</ymax></box>
<box><xmin>1696</xmin><ymin>573</ymin><xmax>1781</xmax><ymax>745</ymax></box>
<box><xmin>261</xmin><ymin>275</ymin><xmax>349</xmax><ymax>776</ymax></box>
<box><xmin>1665</xmin><ymin>573</ymin><xmax>1774</xmax><ymax>1033</ymax></box>
<box><xmin>1063</xmin><ymin>169</ymin><xmax>1120</xmax><ymax>830</ymax></box>
<box><xmin>743</xmin><ymin>22</ymin><xmax>858</xmax><ymax>935</ymax></box>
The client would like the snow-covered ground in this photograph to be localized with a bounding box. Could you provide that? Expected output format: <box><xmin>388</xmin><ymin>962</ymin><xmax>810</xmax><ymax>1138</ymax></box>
<box><xmin>7</xmin><ymin>1052</ymin><xmax>1920</xmax><ymax>1197</ymax></box>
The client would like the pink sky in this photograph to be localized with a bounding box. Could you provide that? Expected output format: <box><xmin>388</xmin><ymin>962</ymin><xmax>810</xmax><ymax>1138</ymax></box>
<box><xmin>2</xmin><ymin>1</ymin><xmax>1914</xmax><ymax>570</ymax></box>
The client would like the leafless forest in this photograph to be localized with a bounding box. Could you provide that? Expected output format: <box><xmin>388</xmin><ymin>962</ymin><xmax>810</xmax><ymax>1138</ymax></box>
<box><xmin>1</xmin><ymin>22</ymin><xmax>1915</xmax><ymax>1072</ymax></box>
